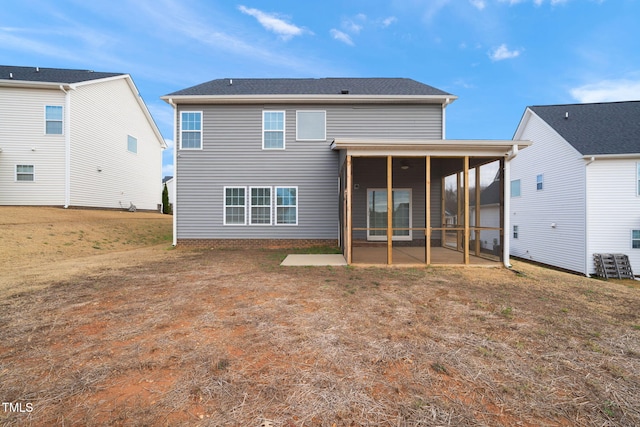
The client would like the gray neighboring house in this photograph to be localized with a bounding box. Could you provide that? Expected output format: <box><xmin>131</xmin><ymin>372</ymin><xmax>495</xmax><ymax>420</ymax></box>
<box><xmin>162</xmin><ymin>78</ymin><xmax>529</xmax><ymax>265</ymax></box>
<box><xmin>511</xmin><ymin>101</ymin><xmax>640</xmax><ymax>275</ymax></box>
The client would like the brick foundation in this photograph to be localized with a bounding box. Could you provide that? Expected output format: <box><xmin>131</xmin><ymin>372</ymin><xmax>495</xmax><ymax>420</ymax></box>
<box><xmin>177</xmin><ymin>238</ymin><xmax>338</xmax><ymax>250</ymax></box>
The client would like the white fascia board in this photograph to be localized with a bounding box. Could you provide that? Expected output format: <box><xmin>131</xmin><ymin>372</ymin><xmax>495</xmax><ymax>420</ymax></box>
<box><xmin>582</xmin><ymin>153</ymin><xmax>640</xmax><ymax>160</ymax></box>
<box><xmin>0</xmin><ymin>79</ymin><xmax>72</xmax><ymax>90</ymax></box>
<box><xmin>331</xmin><ymin>138</ymin><xmax>531</xmax><ymax>156</ymax></box>
<box><xmin>161</xmin><ymin>94</ymin><xmax>457</xmax><ymax>105</ymax></box>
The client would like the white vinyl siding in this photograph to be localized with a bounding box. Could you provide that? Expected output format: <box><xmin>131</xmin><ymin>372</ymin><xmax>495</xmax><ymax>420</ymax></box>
<box><xmin>586</xmin><ymin>158</ymin><xmax>640</xmax><ymax>275</ymax></box>
<box><xmin>0</xmin><ymin>87</ymin><xmax>66</xmax><ymax>204</ymax></box>
<box><xmin>16</xmin><ymin>165</ymin><xmax>34</xmax><ymax>182</ymax></box>
<box><xmin>263</xmin><ymin>111</ymin><xmax>285</xmax><ymax>149</ymax></box>
<box><xmin>250</xmin><ymin>187</ymin><xmax>272</xmax><ymax>225</ymax></box>
<box><xmin>510</xmin><ymin>110</ymin><xmax>586</xmax><ymax>274</ymax></box>
<box><xmin>224</xmin><ymin>187</ymin><xmax>246</xmax><ymax>225</ymax></box>
<box><xmin>180</xmin><ymin>111</ymin><xmax>202</xmax><ymax>149</ymax></box>
<box><xmin>296</xmin><ymin>110</ymin><xmax>326</xmax><ymax>141</ymax></box>
<box><xmin>45</xmin><ymin>105</ymin><xmax>63</xmax><ymax>135</ymax></box>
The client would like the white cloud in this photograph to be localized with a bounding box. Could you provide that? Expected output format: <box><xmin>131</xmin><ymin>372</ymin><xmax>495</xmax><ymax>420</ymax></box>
<box><xmin>498</xmin><ymin>0</ymin><xmax>569</xmax><ymax>5</ymax></box>
<box><xmin>381</xmin><ymin>16</ymin><xmax>398</xmax><ymax>27</ymax></box>
<box><xmin>469</xmin><ymin>0</ymin><xmax>486</xmax><ymax>10</ymax></box>
<box><xmin>330</xmin><ymin>29</ymin><xmax>354</xmax><ymax>46</ymax></box>
<box><xmin>570</xmin><ymin>79</ymin><xmax>640</xmax><ymax>103</ymax></box>
<box><xmin>238</xmin><ymin>5</ymin><xmax>308</xmax><ymax>40</ymax></box>
<box><xmin>489</xmin><ymin>43</ymin><xmax>522</xmax><ymax>61</ymax></box>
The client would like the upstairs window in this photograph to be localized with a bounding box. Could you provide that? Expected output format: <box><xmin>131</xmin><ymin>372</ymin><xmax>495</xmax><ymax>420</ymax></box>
<box><xmin>536</xmin><ymin>174</ymin><xmax>544</xmax><ymax>191</ymax></box>
<box><xmin>181</xmin><ymin>111</ymin><xmax>202</xmax><ymax>149</ymax></box>
<box><xmin>263</xmin><ymin>111</ymin><xmax>285</xmax><ymax>149</ymax></box>
<box><xmin>276</xmin><ymin>186</ymin><xmax>297</xmax><ymax>225</ymax></box>
<box><xmin>16</xmin><ymin>165</ymin><xmax>34</xmax><ymax>182</ymax></box>
<box><xmin>127</xmin><ymin>135</ymin><xmax>137</xmax><ymax>154</ymax></box>
<box><xmin>296</xmin><ymin>110</ymin><xmax>326</xmax><ymax>141</ymax></box>
<box><xmin>510</xmin><ymin>179</ymin><xmax>521</xmax><ymax>197</ymax></box>
<box><xmin>45</xmin><ymin>105</ymin><xmax>63</xmax><ymax>135</ymax></box>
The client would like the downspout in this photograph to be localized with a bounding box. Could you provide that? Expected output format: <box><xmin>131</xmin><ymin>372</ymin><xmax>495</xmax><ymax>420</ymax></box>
<box><xmin>168</xmin><ymin>98</ymin><xmax>178</xmax><ymax>246</ymax></box>
<box><xmin>503</xmin><ymin>144</ymin><xmax>519</xmax><ymax>268</ymax></box>
<box><xmin>442</xmin><ymin>98</ymin><xmax>451</xmax><ymax>139</ymax></box>
<box><xmin>59</xmin><ymin>85</ymin><xmax>72</xmax><ymax>208</ymax></box>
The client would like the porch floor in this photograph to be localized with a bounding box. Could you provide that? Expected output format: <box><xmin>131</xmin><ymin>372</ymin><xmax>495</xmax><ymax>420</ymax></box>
<box><xmin>351</xmin><ymin>246</ymin><xmax>501</xmax><ymax>266</ymax></box>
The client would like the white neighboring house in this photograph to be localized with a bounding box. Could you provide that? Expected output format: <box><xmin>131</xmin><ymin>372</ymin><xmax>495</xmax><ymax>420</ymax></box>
<box><xmin>0</xmin><ymin>65</ymin><xmax>166</xmax><ymax>210</ymax></box>
<box><xmin>511</xmin><ymin>101</ymin><xmax>640</xmax><ymax>276</ymax></box>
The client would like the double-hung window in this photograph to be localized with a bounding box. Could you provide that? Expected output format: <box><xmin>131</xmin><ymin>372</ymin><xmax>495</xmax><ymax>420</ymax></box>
<box><xmin>633</xmin><ymin>230</ymin><xmax>640</xmax><ymax>249</ymax></box>
<box><xmin>45</xmin><ymin>105</ymin><xmax>63</xmax><ymax>135</ymax></box>
<box><xmin>263</xmin><ymin>111</ymin><xmax>285</xmax><ymax>149</ymax></box>
<box><xmin>16</xmin><ymin>165</ymin><xmax>34</xmax><ymax>182</ymax></box>
<box><xmin>536</xmin><ymin>174</ymin><xmax>544</xmax><ymax>191</ymax></box>
<box><xmin>250</xmin><ymin>187</ymin><xmax>272</xmax><ymax>225</ymax></box>
<box><xmin>513</xmin><ymin>225</ymin><xmax>519</xmax><ymax>239</ymax></box>
<box><xmin>296</xmin><ymin>111</ymin><xmax>326</xmax><ymax>141</ymax></box>
<box><xmin>224</xmin><ymin>187</ymin><xmax>246</xmax><ymax>225</ymax></box>
<box><xmin>276</xmin><ymin>187</ymin><xmax>297</xmax><ymax>225</ymax></box>
<box><xmin>181</xmin><ymin>111</ymin><xmax>202</xmax><ymax>149</ymax></box>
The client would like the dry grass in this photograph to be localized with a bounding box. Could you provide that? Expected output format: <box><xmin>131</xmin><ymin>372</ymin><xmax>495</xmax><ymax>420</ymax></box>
<box><xmin>1</xmin><ymin>208</ymin><xmax>639</xmax><ymax>426</ymax></box>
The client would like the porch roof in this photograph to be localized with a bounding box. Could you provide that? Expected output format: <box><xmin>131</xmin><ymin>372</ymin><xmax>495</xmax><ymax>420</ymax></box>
<box><xmin>330</xmin><ymin>138</ymin><xmax>531</xmax><ymax>157</ymax></box>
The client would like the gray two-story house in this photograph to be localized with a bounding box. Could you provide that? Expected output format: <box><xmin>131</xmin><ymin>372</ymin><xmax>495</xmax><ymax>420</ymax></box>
<box><xmin>162</xmin><ymin>78</ymin><xmax>529</xmax><ymax>266</ymax></box>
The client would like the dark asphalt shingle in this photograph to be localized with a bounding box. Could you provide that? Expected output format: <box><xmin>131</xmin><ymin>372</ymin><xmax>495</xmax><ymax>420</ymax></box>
<box><xmin>0</xmin><ymin>65</ymin><xmax>124</xmax><ymax>84</ymax></box>
<box><xmin>166</xmin><ymin>78</ymin><xmax>452</xmax><ymax>97</ymax></box>
<box><xmin>530</xmin><ymin>101</ymin><xmax>640</xmax><ymax>155</ymax></box>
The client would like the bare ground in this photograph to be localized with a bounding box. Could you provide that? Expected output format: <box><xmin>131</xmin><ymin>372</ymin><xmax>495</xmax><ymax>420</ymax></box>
<box><xmin>0</xmin><ymin>208</ymin><xmax>639</xmax><ymax>426</ymax></box>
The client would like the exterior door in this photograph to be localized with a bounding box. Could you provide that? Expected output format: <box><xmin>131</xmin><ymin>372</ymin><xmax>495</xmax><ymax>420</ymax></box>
<box><xmin>367</xmin><ymin>189</ymin><xmax>412</xmax><ymax>241</ymax></box>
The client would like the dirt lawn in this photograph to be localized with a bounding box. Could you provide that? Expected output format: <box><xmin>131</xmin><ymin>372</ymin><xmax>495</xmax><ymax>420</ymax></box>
<box><xmin>1</xmin><ymin>207</ymin><xmax>639</xmax><ymax>426</ymax></box>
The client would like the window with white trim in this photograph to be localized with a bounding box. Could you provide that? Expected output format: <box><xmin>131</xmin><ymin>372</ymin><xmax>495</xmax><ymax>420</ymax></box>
<box><xmin>276</xmin><ymin>187</ymin><xmax>297</xmax><ymax>225</ymax></box>
<box><xmin>16</xmin><ymin>165</ymin><xmax>34</xmax><ymax>182</ymax></box>
<box><xmin>127</xmin><ymin>135</ymin><xmax>137</xmax><ymax>154</ymax></box>
<box><xmin>296</xmin><ymin>110</ymin><xmax>326</xmax><ymax>141</ymax></box>
<box><xmin>263</xmin><ymin>111</ymin><xmax>285</xmax><ymax>149</ymax></box>
<box><xmin>511</xmin><ymin>179</ymin><xmax>521</xmax><ymax>197</ymax></box>
<box><xmin>45</xmin><ymin>105</ymin><xmax>63</xmax><ymax>135</ymax></box>
<box><xmin>633</xmin><ymin>230</ymin><xmax>640</xmax><ymax>249</ymax></box>
<box><xmin>536</xmin><ymin>174</ymin><xmax>544</xmax><ymax>191</ymax></box>
<box><xmin>513</xmin><ymin>225</ymin><xmax>519</xmax><ymax>239</ymax></box>
<box><xmin>224</xmin><ymin>187</ymin><xmax>246</xmax><ymax>225</ymax></box>
<box><xmin>637</xmin><ymin>163</ymin><xmax>640</xmax><ymax>196</ymax></box>
<box><xmin>180</xmin><ymin>111</ymin><xmax>202</xmax><ymax>149</ymax></box>
<box><xmin>250</xmin><ymin>187</ymin><xmax>272</xmax><ymax>225</ymax></box>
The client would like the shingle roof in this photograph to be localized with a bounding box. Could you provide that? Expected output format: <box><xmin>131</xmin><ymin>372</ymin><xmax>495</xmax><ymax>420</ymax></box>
<box><xmin>0</xmin><ymin>65</ymin><xmax>124</xmax><ymax>84</ymax></box>
<box><xmin>530</xmin><ymin>101</ymin><xmax>640</xmax><ymax>155</ymax></box>
<box><xmin>166</xmin><ymin>78</ymin><xmax>452</xmax><ymax>97</ymax></box>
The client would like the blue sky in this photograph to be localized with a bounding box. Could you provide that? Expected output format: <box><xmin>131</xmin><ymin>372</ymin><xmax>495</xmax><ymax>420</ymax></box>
<box><xmin>2</xmin><ymin>0</ymin><xmax>639</xmax><ymax>177</ymax></box>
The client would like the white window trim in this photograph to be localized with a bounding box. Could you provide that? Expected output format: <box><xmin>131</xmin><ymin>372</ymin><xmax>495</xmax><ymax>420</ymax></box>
<box><xmin>44</xmin><ymin>105</ymin><xmax>63</xmax><ymax>135</ymax></box>
<box><xmin>275</xmin><ymin>186</ymin><xmax>298</xmax><ymax>225</ymax></box>
<box><xmin>366</xmin><ymin>188</ymin><xmax>413</xmax><ymax>241</ymax></box>
<box><xmin>632</xmin><ymin>229</ymin><xmax>640</xmax><ymax>249</ymax></box>
<box><xmin>296</xmin><ymin>110</ymin><xmax>326</xmax><ymax>141</ymax></box>
<box><xmin>127</xmin><ymin>134</ymin><xmax>138</xmax><ymax>154</ymax></box>
<box><xmin>536</xmin><ymin>174</ymin><xmax>544</xmax><ymax>191</ymax></box>
<box><xmin>249</xmin><ymin>186</ymin><xmax>272</xmax><ymax>226</ymax></box>
<box><xmin>513</xmin><ymin>225</ymin><xmax>519</xmax><ymax>239</ymax></box>
<box><xmin>262</xmin><ymin>110</ymin><xmax>286</xmax><ymax>150</ymax></box>
<box><xmin>180</xmin><ymin>111</ymin><xmax>203</xmax><ymax>150</ymax></box>
<box><xmin>15</xmin><ymin>164</ymin><xmax>35</xmax><ymax>182</ymax></box>
<box><xmin>223</xmin><ymin>186</ymin><xmax>247</xmax><ymax>226</ymax></box>
<box><xmin>636</xmin><ymin>163</ymin><xmax>640</xmax><ymax>196</ymax></box>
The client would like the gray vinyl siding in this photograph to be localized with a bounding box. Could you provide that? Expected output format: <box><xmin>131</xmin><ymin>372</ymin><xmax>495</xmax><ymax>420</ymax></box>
<box><xmin>176</xmin><ymin>103</ymin><xmax>443</xmax><ymax>240</ymax></box>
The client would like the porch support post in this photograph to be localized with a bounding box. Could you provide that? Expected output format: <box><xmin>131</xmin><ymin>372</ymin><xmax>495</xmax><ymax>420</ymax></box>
<box><xmin>346</xmin><ymin>155</ymin><xmax>353</xmax><ymax>264</ymax></box>
<box><xmin>464</xmin><ymin>156</ymin><xmax>470</xmax><ymax>265</ymax></box>
<box><xmin>475</xmin><ymin>165</ymin><xmax>481</xmax><ymax>256</ymax></box>
<box><xmin>457</xmin><ymin>172</ymin><xmax>462</xmax><ymax>251</ymax></box>
<box><xmin>386</xmin><ymin>155</ymin><xmax>393</xmax><ymax>265</ymax></box>
<box><xmin>425</xmin><ymin>156</ymin><xmax>431</xmax><ymax>265</ymax></box>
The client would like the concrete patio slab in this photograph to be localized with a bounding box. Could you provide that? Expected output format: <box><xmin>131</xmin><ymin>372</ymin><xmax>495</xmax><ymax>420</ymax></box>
<box><xmin>281</xmin><ymin>254</ymin><xmax>347</xmax><ymax>266</ymax></box>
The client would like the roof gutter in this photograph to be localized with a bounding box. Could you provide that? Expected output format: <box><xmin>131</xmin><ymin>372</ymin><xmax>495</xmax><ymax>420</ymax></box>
<box><xmin>161</xmin><ymin>94</ymin><xmax>457</xmax><ymax>105</ymax></box>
